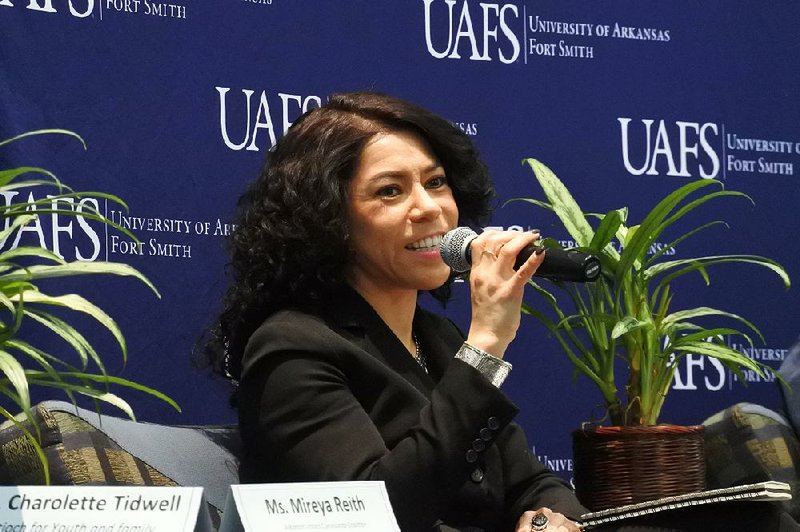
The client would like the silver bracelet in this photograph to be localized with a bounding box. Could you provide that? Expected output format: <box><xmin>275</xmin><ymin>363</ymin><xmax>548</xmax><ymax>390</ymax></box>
<box><xmin>455</xmin><ymin>342</ymin><xmax>512</xmax><ymax>388</ymax></box>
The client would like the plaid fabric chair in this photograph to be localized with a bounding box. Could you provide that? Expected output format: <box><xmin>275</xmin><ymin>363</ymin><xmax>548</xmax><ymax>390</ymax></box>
<box><xmin>0</xmin><ymin>401</ymin><xmax>239</xmax><ymax>529</ymax></box>
<box><xmin>780</xmin><ymin>335</ymin><xmax>800</xmax><ymax>437</ymax></box>
<box><xmin>703</xmin><ymin>402</ymin><xmax>800</xmax><ymax>522</ymax></box>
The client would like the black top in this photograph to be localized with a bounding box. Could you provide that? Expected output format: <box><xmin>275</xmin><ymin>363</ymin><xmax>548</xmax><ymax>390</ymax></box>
<box><xmin>237</xmin><ymin>286</ymin><xmax>586</xmax><ymax>531</ymax></box>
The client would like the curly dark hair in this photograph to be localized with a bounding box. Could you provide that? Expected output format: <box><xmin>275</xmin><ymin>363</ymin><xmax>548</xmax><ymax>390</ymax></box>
<box><xmin>206</xmin><ymin>91</ymin><xmax>494</xmax><ymax>384</ymax></box>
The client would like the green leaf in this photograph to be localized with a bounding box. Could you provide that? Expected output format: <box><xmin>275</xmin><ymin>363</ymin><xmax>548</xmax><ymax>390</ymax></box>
<box><xmin>554</xmin><ymin>313</ymin><xmax>588</xmax><ymax>330</ymax></box>
<box><xmin>588</xmin><ymin>207</ymin><xmax>628</xmax><ymax>225</ymax></box>
<box><xmin>670</xmin><ymin>328</ymin><xmax>754</xmax><ymax>350</ymax></box>
<box><xmin>696</xmin><ymin>263</ymin><xmax>710</xmax><ymax>285</ymax></box>
<box><xmin>589</xmin><ymin>209</ymin><xmax>623</xmax><ymax>260</ymax></box>
<box><xmin>0</xmin><ymin>349</ymin><xmax>30</xmax><ymax>413</ymax></box>
<box><xmin>29</xmin><ymin>371</ymin><xmax>181</xmax><ymax>413</ymax></box>
<box><xmin>526</xmin><ymin>279</ymin><xmax>560</xmax><ymax>310</ymax></box>
<box><xmin>0</xmin><ymin>405</ymin><xmax>49</xmax><ymax>484</ymax></box>
<box><xmin>0</xmin><ymin>246</ymin><xmax>67</xmax><ymax>265</ymax></box>
<box><xmin>24</xmin><ymin>309</ymin><xmax>97</xmax><ymax>370</ymax></box>
<box><xmin>0</xmin><ymin>167</ymin><xmax>64</xmax><ymax>190</ymax></box>
<box><xmin>0</xmin><ymin>207</ymin><xmax>138</xmax><ymax>243</ymax></box>
<box><xmin>0</xmin><ymin>262</ymin><xmax>160</xmax><ymax>298</ymax></box>
<box><xmin>5</xmin><ymin>339</ymin><xmax>78</xmax><ymax>403</ymax></box>
<box><xmin>503</xmin><ymin>197</ymin><xmax>554</xmax><ymax>212</ymax></box>
<box><xmin>0</xmin><ymin>129</ymin><xmax>86</xmax><ymax>150</ymax></box>
<box><xmin>616</xmin><ymin>180</ymin><xmax>719</xmax><ymax>281</ymax></box>
<box><xmin>32</xmin><ymin>383</ymin><xmax>137</xmax><ymax>420</ymax></box>
<box><xmin>646</xmin><ymin>221</ymin><xmax>728</xmax><ymax>267</ymax></box>
<box><xmin>611</xmin><ymin>316</ymin><xmax>651</xmax><ymax>339</ymax></box>
<box><xmin>0</xmin><ymin>282</ymin><xmax>37</xmax><ymax>298</ymax></box>
<box><xmin>661</xmin><ymin>190</ymin><xmax>752</xmax><ymax>231</ymax></box>
<box><xmin>662</xmin><ymin>306</ymin><xmax>764</xmax><ymax>343</ymax></box>
<box><xmin>523</xmin><ymin>158</ymin><xmax>595</xmax><ymax>247</ymax></box>
<box><xmin>1</xmin><ymin>179</ymin><xmax>71</xmax><ymax>192</ymax></box>
<box><xmin>23</xmin><ymin>190</ymin><xmax>129</xmax><ymax>212</ymax></box>
<box><xmin>522</xmin><ymin>303</ymin><xmax>601</xmax><ymax>383</ymax></box>
<box><xmin>0</xmin><ymin>214</ymin><xmax>36</xmax><ymax>246</ymax></box>
<box><xmin>0</xmin><ymin>288</ymin><xmax>25</xmax><ymax>341</ymax></box>
<box><xmin>672</xmin><ymin>341</ymin><xmax>764</xmax><ymax>374</ymax></box>
<box><xmin>13</xmin><ymin>293</ymin><xmax>127</xmax><ymax>362</ymax></box>
<box><xmin>619</xmin><ymin>223</ymin><xmax>637</xmax><ymax>248</ymax></box>
<box><xmin>6</xmin><ymin>338</ymin><xmax>79</xmax><ymax>371</ymax></box>
<box><xmin>647</xmin><ymin>255</ymin><xmax>790</xmax><ymax>290</ymax></box>
<box><xmin>0</xmin><ymin>290</ymin><xmax>16</xmax><ymax>313</ymax></box>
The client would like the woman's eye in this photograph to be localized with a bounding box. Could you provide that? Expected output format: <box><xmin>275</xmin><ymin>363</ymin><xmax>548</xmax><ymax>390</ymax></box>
<box><xmin>426</xmin><ymin>175</ymin><xmax>448</xmax><ymax>188</ymax></box>
<box><xmin>377</xmin><ymin>186</ymin><xmax>401</xmax><ymax>198</ymax></box>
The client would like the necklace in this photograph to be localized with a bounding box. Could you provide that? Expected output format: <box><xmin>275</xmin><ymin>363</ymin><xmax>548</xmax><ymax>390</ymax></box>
<box><xmin>413</xmin><ymin>332</ymin><xmax>429</xmax><ymax>374</ymax></box>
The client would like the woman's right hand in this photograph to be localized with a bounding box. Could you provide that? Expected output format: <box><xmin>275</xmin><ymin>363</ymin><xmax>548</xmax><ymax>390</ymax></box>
<box><xmin>515</xmin><ymin>508</ymin><xmax>583</xmax><ymax>532</ymax></box>
<box><xmin>465</xmin><ymin>229</ymin><xmax>544</xmax><ymax>358</ymax></box>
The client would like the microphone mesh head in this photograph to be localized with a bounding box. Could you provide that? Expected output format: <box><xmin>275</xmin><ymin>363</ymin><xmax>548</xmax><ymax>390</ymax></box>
<box><xmin>440</xmin><ymin>227</ymin><xmax>477</xmax><ymax>273</ymax></box>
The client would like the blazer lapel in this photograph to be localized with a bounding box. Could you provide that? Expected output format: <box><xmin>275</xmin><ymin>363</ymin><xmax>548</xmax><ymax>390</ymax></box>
<box><xmin>325</xmin><ymin>287</ymin><xmax>435</xmax><ymax>396</ymax></box>
<box><xmin>413</xmin><ymin>307</ymin><xmax>464</xmax><ymax>381</ymax></box>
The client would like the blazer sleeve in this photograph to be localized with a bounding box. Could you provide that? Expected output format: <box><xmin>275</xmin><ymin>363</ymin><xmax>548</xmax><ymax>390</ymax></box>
<box><xmin>499</xmin><ymin>423</ymin><xmax>588</xmax><ymax>525</ymax></box>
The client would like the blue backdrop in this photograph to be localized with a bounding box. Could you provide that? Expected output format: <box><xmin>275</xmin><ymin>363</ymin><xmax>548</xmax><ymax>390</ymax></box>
<box><xmin>2</xmin><ymin>1</ymin><xmax>798</xmax><ymax>485</ymax></box>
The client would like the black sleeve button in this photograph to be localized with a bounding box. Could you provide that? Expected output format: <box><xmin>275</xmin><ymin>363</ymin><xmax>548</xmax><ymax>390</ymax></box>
<box><xmin>465</xmin><ymin>449</ymin><xmax>478</xmax><ymax>463</ymax></box>
<box><xmin>470</xmin><ymin>468</ymin><xmax>485</xmax><ymax>483</ymax></box>
<box><xmin>479</xmin><ymin>427</ymin><xmax>492</xmax><ymax>441</ymax></box>
<box><xmin>487</xmin><ymin>416</ymin><xmax>500</xmax><ymax>430</ymax></box>
<box><xmin>472</xmin><ymin>438</ymin><xmax>486</xmax><ymax>452</ymax></box>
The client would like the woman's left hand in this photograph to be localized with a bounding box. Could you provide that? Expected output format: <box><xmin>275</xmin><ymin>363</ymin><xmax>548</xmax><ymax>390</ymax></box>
<box><xmin>515</xmin><ymin>508</ymin><xmax>583</xmax><ymax>532</ymax></box>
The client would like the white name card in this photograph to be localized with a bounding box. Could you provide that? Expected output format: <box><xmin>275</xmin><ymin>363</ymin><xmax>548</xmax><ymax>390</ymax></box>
<box><xmin>219</xmin><ymin>482</ymin><xmax>400</xmax><ymax>532</ymax></box>
<box><xmin>0</xmin><ymin>486</ymin><xmax>211</xmax><ymax>532</ymax></box>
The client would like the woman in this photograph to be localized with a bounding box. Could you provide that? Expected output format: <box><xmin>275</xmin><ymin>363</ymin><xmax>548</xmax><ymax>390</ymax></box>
<box><xmin>208</xmin><ymin>92</ymin><xmax>585</xmax><ymax>531</ymax></box>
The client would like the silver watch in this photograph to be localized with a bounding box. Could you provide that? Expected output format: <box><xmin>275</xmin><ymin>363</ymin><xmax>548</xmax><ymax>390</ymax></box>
<box><xmin>456</xmin><ymin>342</ymin><xmax>512</xmax><ymax>388</ymax></box>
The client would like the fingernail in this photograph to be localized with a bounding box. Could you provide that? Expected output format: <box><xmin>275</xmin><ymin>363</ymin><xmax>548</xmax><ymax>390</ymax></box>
<box><xmin>530</xmin><ymin>228</ymin><xmax>540</xmax><ymax>234</ymax></box>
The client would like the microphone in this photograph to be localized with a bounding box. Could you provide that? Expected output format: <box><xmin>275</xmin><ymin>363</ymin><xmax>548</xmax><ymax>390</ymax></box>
<box><xmin>439</xmin><ymin>227</ymin><xmax>601</xmax><ymax>282</ymax></box>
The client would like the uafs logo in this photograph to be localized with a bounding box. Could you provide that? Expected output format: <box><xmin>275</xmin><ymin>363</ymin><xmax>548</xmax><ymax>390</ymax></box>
<box><xmin>0</xmin><ymin>0</ymin><xmax>93</xmax><ymax>17</ymax></box>
<box><xmin>618</xmin><ymin>118</ymin><xmax>721</xmax><ymax>179</ymax></box>
<box><xmin>423</xmin><ymin>0</ymin><xmax>520</xmax><ymax>63</ymax></box>
<box><xmin>0</xmin><ymin>192</ymin><xmax>101</xmax><ymax>261</ymax></box>
<box><xmin>216</xmin><ymin>88</ymin><xmax>322</xmax><ymax>152</ymax></box>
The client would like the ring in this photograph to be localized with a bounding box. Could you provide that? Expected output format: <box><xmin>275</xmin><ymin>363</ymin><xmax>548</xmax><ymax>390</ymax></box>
<box><xmin>481</xmin><ymin>250</ymin><xmax>497</xmax><ymax>260</ymax></box>
<box><xmin>530</xmin><ymin>512</ymin><xmax>549</xmax><ymax>531</ymax></box>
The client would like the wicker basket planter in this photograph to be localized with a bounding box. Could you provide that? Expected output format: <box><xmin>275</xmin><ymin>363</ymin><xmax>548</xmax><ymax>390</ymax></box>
<box><xmin>572</xmin><ymin>424</ymin><xmax>706</xmax><ymax>511</ymax></box>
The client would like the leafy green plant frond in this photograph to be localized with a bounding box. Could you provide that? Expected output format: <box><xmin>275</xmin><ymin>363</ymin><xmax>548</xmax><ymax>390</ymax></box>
<box><xmin>14</xmin><ymin>293</ymin><xmax>128</xmax><ymax>362</ymax></box>
<box><xmin>0</xmin><ymin>404</ymin><xmax>49</xmax><ymax>484</ymax></box>
<box><xmin>0</xmin><ymin>129</ymin><xmax>178</xmax><ymax>479</ymax></box>
<box><xmin>648</xmin><ymin>255</ymin><xmax>790</xmax><ymax>292</ymax></box>
<box><xmin>0</xmin><ymin>129</ymin><xmax>86</xmax><ymax>150</ymax></box>
<box><xmin>0</xmin><ymin>167</ymin><xmax>67</xmax><ymax>191</ymax></box>
<box><xmin>522</xmin><ymin>158</ymin><xmax>596</xmax><ymax>247</ymax></box>
<box><xmin>0</xmin><ymin>349</ymin><xmax>31</xmax><ymax>415</ymax></box>
<box><xmin>588</xmin><ymin>209</ymin><xmax>623</xmax><ymax>258</ymax></box>
<box><xmin>24</xmin><ymin>308</ymin><xmax>106</xmax><ymax>372</ymax></box>
<box><xmin>0</xmin><ymin>262</ymin><xmax>160</xmax><ymax>297</ymax></box>
<box><xmin>0</xmin><ymin>214</ymin><xmax>37</xmax><ymax>246</ymax></box>
<box><xmin>28</xmin><ymin>371</ymin><xmax>181</xmax><ymax>413</ymax></box>
<box><xmin>519</xmin><ymin>160</ymin><xmax>791</xmax><ymax>425</ymax></box>
<box><xmin>615</xmin><ymin>180</ymin><xmax>719</xmax><ymax>282</ymax></box>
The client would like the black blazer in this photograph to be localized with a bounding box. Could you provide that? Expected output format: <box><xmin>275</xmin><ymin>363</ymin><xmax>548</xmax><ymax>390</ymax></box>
<box><xmin>238</xmin><ymin>288</ymin><xmax>587</xmax><ymax>531</ymax></box>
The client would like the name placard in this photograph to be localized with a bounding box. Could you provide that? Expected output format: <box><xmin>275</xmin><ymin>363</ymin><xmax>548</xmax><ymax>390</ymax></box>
<box><xmin>0</xmin><ymin>486</ymin><xmax>211</xmax><ymax>532</ymax></box>
<box><xmin>219</xmin><ymin>482</ymin><xmax>400</xmax><ymax>532</ymax></box>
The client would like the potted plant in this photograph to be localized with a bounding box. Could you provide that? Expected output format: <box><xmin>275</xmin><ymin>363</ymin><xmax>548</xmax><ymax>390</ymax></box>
<box><xmin>0</xmin><ymin>129</ymin><xmax>179</xmax><ymax>481</ymax></box>
<box><xmin>513</xmin><ymin>159</ymin><xmax>790</xmax><ymax>509</ymax></box>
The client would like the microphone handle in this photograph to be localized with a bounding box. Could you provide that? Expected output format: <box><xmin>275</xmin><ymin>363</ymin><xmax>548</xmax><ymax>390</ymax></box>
<box><xmin>513</xmin><ymin>245</ymin><xmax>601</xmax><ymax>282</ymax></box>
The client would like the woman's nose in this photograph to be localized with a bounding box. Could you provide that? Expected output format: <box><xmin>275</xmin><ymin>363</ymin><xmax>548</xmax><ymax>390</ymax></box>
<box><xmin>409</xmin><ymin>186</ymin><xmax>442</xmax><ymax>221</ymax></box>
